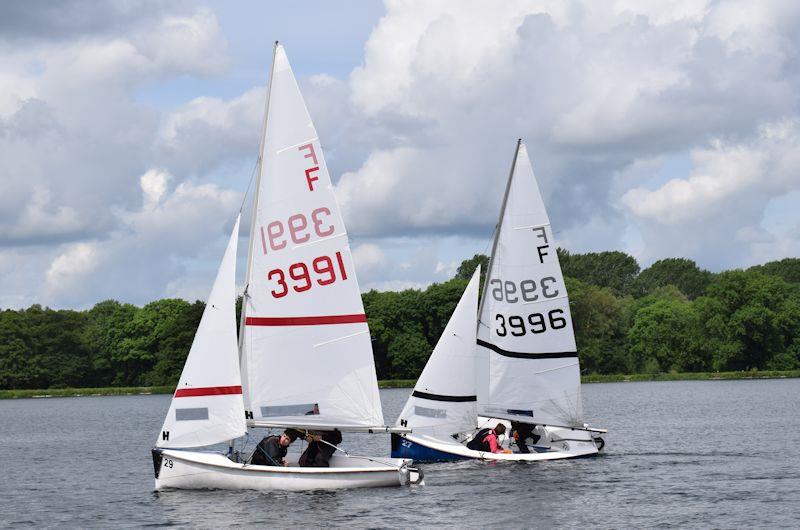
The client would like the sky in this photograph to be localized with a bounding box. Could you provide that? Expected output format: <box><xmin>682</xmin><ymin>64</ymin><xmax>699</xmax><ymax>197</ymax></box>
<box><xmin>1</xmin><ymin>0</ymin><xmax>799</xmax><ymax>309</ymax></box>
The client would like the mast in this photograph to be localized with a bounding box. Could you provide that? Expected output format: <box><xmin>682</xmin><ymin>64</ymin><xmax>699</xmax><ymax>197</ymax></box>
<box><xmin>477</xmin><ymin>138</ymin><xmax>521</xmax><ymax>331</ymax></box>
<box><xmin>239</xmin><ymin>41</ymin><xmax>279</xmax><ymax>353</ymax></box>
<box><xmin>238</xmin><ymin>42</ymin><xmax>279</xmax><ymax>387</ymax></box>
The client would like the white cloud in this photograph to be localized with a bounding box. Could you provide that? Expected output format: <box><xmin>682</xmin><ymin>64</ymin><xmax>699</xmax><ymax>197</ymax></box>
<box><xmin>352</xmin><ymin>243</ymin><xmax>389</xmax><ymax>276</ymax></box>
<box><xmin>621</xmin><ymin>120</ymin><xmax>800</xmax><ymax>267</ymax></box>
<box><xmin>0</xmin><ymin>3</ymin><xmax>240</xmax><ymax>308</ymax></box>
<box><xmin>44</xmin><ymin>242</ymin><xmax>104</xmax><ymax>300</ymax></box>
<box><xmin>38</xmin><ymin>168</ymin><xmax>240</xmax><ymax>308</ymax></box>
<box><xmin>329</xmin><ymin>0</ymin><xmax>800</xmax><ymax>273</ymax></box>
<box><xmin>3</xmin><ymin>1</ymin><xmax>800</xmax><ymax>308</ymax></box>
<box><xmin>140</xmin><ymin>169</ymin><xmax>169</xmax><ymax>207</ymax></box>
<box><xmin>157</xmin><ymin>87</ymin><xmax>264</xmax><ymax>175</ymax></box>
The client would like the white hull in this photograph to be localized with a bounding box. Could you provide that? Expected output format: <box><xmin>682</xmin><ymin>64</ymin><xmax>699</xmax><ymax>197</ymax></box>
<box><xmin>400</xmin><ymin>425</ymin><xmax>600</xmax><ymax>462</ymax></box>
<box><xmin>154</xmin><ymin>449</ymin><xmax>421</xmax><ymax>491</ymax></box>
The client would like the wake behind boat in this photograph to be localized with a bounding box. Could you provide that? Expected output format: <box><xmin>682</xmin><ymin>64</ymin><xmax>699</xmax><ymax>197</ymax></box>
<box><xmin>392</xmin><ymin>140</ymin><xmax>605</xmax><ymax>462</ymax></box>
<box><xmin>152</xmin><ymin>42</ymin><xmax>420</xmax><ymax>491</ymax></box>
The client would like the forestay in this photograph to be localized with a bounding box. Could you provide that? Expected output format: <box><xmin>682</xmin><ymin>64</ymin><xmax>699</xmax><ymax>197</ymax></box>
<box><xmin>240</xmin><ymin>44</ymin><xmax>383</xmax><ymax>430</ymax></box>
<box><xmin>157</xmin><ymin>216</ymin><xmax>246</xmax><ymax>448</ymax></box>
<box><xmin>476</xmin><ymin>140</ymin><xmax>583</xmax><ymax>427</ymax></box>
<box><xmin>396</xmin><ymin>267</ymin><xmax>481</xmax><ymax>439</ymax></box>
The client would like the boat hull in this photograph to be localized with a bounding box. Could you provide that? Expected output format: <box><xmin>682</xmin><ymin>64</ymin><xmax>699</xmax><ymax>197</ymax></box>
<box><xmin>153</xmin><ymin>449</ymin><xmax>420</xmax><ymax>491</ymax></box>
<box><xmin>391</xmin><ymin>427</ymin><xmax>600</xmax><ymax>462</ymax></box>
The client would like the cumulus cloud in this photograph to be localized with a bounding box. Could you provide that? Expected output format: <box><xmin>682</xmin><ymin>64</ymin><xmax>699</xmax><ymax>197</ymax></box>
<box><xmin>157</xmin><ymin>87</ymin><xmax>264</xmax><ymax>175</ymax></box>
<box><xmin>44</xmin><ymin>242</ymin><xmax>104</xmax><ymax>301</ymax></box>
<box><xmin>3</xmin><ymin>0</ymin><xmax>800</xmax><ymax>308</ymax></box>
<box><xmin>621</xmin><ymin>120</ymin><xmax>800</xmax><ymax>267</ymax></box>
<box><xmin>326</xmin><ymin>0</ymin><xmax>800</xmax><ymax>274</ymax></box>
<box><xmin>0</xmin><ymin>2</ymin><xmax>240</xmax><ymax>308</ymax></box>
<box><xmin>40</xmin><ymin>168</ymin><xmax>240</xmax><ymax>307</ymax></box>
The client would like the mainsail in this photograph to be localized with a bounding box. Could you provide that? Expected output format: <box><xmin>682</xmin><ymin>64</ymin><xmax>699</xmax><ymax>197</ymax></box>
<box><xmin>396</xmin><ymin>267</ymin><xmax>481</xmax><ymax>439</ymax></box>
<box><xmin>476</xmin><ymin>140</ymin><xmax>583</xmax><ymax>427</ymax></box>
<box><xmin>157</xmin><ymin>216</ymin><xmax>246</xmax><ymax>448</ymax></box>
<box><xmin>240</xmin><ymin>43</ymin><xmax>384</xmax><ymax>430</ymax></box>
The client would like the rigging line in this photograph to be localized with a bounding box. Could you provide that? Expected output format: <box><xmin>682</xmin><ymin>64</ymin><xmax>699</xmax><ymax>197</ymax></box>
<box><xmin>481</xmin><ymin>222</ymin><xmax>497</xmax><ymax>257</ymax></box>
<box><xmin>238</xmin><ymin>155</ymin><xmax>262</xmax><ymax>213</ymax></box>
<box><xmin>307</xmin><ymin>434</ymin><xmax>403</xmax><ymax>469</ymax></box>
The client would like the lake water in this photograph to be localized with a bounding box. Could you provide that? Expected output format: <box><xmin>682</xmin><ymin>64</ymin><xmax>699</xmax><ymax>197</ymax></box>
<box><xmin>1</xmin><ymin>380</ymin><xmax>799</xmax><ymax>528</ymax></box>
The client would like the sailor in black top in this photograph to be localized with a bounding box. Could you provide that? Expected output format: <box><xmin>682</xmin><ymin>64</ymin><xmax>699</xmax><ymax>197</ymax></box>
<box><xmin>251</xmin><ymin>429</ymin><xmax>300</xmax><ymax>466</ymax></box>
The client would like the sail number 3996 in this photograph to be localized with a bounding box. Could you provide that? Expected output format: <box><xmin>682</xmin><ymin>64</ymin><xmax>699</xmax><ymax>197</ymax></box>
<box><xmin>495</xmin><ymin>309</ymin><xmax>567</xmax><ymax>337</ymax></box>
<box><xmin>490</xmin><ymin>277</ymin><xmax>559</xmax><ymax>303</ymax></box>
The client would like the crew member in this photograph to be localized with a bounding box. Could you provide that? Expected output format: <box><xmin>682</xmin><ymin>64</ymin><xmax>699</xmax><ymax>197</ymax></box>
<box><xmin>250</xmin><ymin>429</ymin><xmax>300</xmax><ymax>466</ymax></box>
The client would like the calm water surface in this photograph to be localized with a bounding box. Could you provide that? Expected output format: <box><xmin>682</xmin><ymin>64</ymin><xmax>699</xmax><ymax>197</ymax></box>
<box><xmin>1</xmin><ymin>380</ymin><xmax>799</xmax><ymax>528</ymax></box>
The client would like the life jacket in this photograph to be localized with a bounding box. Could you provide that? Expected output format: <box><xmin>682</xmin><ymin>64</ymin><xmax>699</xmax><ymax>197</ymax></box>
<box><xmin>466</xmin><ymin>428</ymin><xmax>493</xmax><ymax>451</ymax></box>
<box><xmin>250</xmin><ymin>435</ymin><xmax>283</xmax><ymax>466</ymax></box>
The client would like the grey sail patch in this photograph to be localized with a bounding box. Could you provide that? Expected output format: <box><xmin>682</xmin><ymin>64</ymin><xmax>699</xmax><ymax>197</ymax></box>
<box><xmin>414</xmin><ymin>406</ymin><xmax>447</xmax><ymax>418</ymax></box>
<box><xmin>261</xmin><ymin>403</ymin><xmax>319</xmax><ymax>417</ymax></box>
<box><xmin>175</xmin><ymin>407</ymin><xmax>209</xmax><ymax>421</ymax></box>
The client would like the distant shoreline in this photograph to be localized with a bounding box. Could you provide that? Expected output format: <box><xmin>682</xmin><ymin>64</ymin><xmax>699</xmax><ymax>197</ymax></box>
<box><xmin>1</xmin><ymin>371</ymin><xmax>798</xmax><ymax>399</ymax></box>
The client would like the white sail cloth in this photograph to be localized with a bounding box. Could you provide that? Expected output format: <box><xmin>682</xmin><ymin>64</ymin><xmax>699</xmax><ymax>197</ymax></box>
<box><xmin>476</xmin><ymin>141</ymin><xmax>583</xmax><ymax>427</ymax></box>
<box><xmin>240</xmin><ymin>44</ymin><xmax>383</xmax><ymax>430</ymax></box>
<box><xmin>396</xmin><ymin>267</ymin><xmax>481</xmax><ymax>439</ymax></box>
<box><xmin>157</xmin><ymin>216</ymin><xmax>246</xmax><ymax>448</ymax></box>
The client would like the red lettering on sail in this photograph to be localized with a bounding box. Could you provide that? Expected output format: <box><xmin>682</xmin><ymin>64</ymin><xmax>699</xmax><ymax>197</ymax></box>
<box><xmin>266</xmin><ymin>251</ymin><xmax>349</xmax><ymax>298</ymax></box>
<box><xmin>305</xmin><ymin>167</ymin><xmax>319</xmax><ymax>191</ymax></box>
<box><xmin>258</xmin><ymin>209</ymin><xmax>335</xmax><ymax>255</ymax></box>
<box><xmin>299</xmin><ymin>143</ymin><xmax>320</xmax><ymax>191</ymax></box>
<box><xmin>299</xmin><ymin>143</ymin><xmax>318</xmax><ymax>165</ymax></box>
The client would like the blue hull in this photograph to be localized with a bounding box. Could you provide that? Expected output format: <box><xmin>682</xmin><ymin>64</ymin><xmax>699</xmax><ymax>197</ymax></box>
<box><xmin>390</xmin><ymin>433</ymin><xmax>466</xmax><ymax>462</ymax></box>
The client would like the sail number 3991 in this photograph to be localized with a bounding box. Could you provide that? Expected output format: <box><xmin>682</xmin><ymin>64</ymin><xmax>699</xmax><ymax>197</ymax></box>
<box><xmin>268</xmin><ymin>251</ymin><xmax>348</xmax><ymax>298</ymax></box>
<box><xmin>495</xmin><ymin>309</ymin><xmax>567</xmax><ymax>337</ymax></box>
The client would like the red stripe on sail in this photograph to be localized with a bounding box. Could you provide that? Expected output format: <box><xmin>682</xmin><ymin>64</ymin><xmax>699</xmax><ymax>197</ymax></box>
<box><xmin>174</xmin><ymin>385</ymin><xmax>242</xmax><ymax>398</ymax></box>
<box><xmin>246</xmin><ymin>314</ymin><xmax>367</xmax><ymax>326</ymax></box>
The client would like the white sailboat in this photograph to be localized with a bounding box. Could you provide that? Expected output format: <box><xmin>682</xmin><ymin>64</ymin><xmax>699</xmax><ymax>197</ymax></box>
<box><xmin>152</xmin><ymin>42</ymin><xmax>420</xmax><ymax>491</ymax></box>
<box><xmin>391</xmin><ymin>139</ymin><xmax>606</xmax><ymax>462</ymax></box>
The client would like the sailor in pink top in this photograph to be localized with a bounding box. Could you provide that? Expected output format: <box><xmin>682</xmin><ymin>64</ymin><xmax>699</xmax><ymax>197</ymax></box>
<box><xmin>483</xmin><ymin>424</ymin><xmax>508</xmax><ymax>453</ymax></box>
<box><xmin>484</xmin><ymin>429</ymin><xmax>502</xmax><ymax>453</ymax></box>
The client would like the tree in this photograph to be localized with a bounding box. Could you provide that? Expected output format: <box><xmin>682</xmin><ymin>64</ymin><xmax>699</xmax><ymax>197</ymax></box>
<box><xmin>567</xmin><ymin>278</ymin><xmax>633</xmax><ymax>374</ymax></box>
<box><xmin>455</xmin><ymin>254</ymin><xmax>488</xmax><ymax>280</ymax></box>
<box><xmin>748</xmin><ymin>258</ymin><xmax>800</xmax><ymax>284</ymax></box>
<box><xmin>0</xmin><ymin>309</ymin><xmax>38</xmax><ymax>388</ymax></box>
<box><xmin>419</xmin><ymin>278</ymin><xmax>469</xmax><ymax>347</ymax></box>
<box><xmin>627</xmin><ymin>298</ymin><xmax>707</xmax><ymax>373</ymax></box>
<box><xmin>83</xmin><ymin>300</ymin><xmax>139</xmax><ymax>386</ymax></box>
<box><xmin>364</xmin><ymin>288</ymin><xmax>429</xmax><ymax>379</ymax></box>
<box><xmin>141</xmin><ymin>299</ymin><xmax>204</xmax><ymax>386</ymax></box>
<box><xmin>695</xmin><ymin>271</ymin><xmax>798</xmax><ymax>371</ymax></box>
<box><xmin>633</xmin><ymin>258</ymin><xmax>713</xmax><ymax>299</ymax></box>
<box><xmin>559</xmin><ymin>249</ymin><xmax>640</xmax><ymax>296</ymax></box>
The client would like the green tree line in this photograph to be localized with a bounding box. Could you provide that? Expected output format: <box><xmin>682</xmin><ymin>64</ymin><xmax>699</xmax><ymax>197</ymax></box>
<box><xmin>1</xmin><ymin>253</ymin><xmax>798</xmax><ymax>389</ymax></box>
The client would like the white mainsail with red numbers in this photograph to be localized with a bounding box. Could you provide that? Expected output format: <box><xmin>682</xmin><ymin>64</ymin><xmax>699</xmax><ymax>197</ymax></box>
<box><xmin>239</xmin><ymin>43</ymin><xmax>383</xmax><ymax>430</ymax></box>
<box><xmin>476</xmin><ymin>140</ymin><xmax>583</xmax><ymax>427</ymax></box>
<box><xmin>156</xmin><ymin>215</ymin><xmax>247</xmax><ymax>448</ymax></box>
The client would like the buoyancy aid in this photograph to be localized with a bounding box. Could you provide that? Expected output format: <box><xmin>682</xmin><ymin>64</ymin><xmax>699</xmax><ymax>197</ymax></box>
<box><xmin>466</xmin><ymin>428</ymin><xmax>493</xmax><ymax>451</ymax></box>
